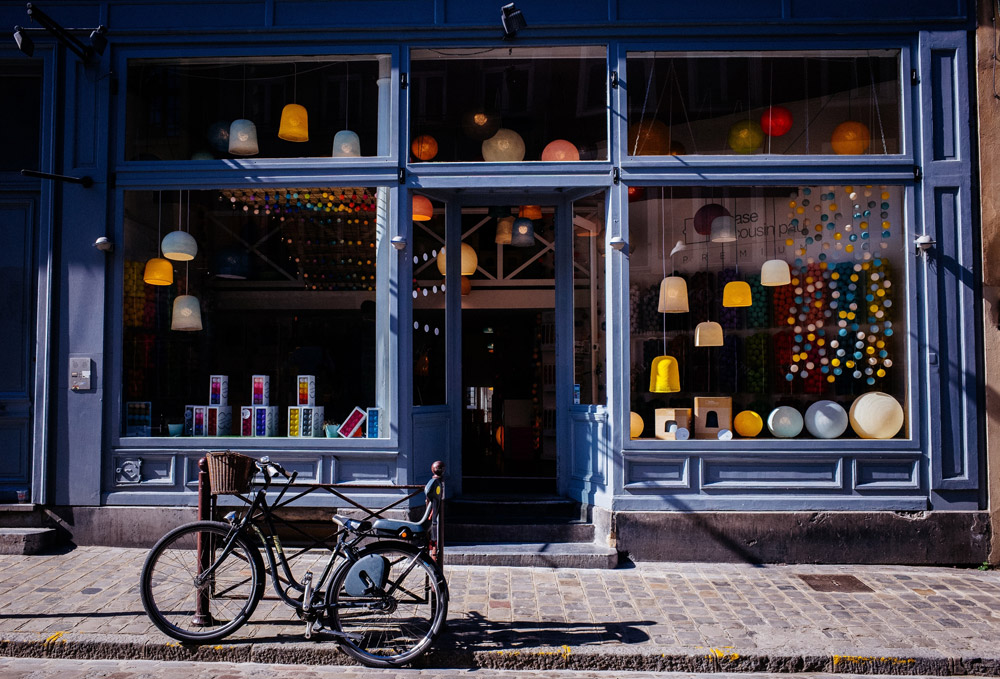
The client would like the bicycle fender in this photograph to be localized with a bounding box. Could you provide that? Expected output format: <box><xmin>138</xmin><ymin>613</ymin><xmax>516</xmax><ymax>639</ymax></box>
<box><xmin>344</xmin><ymin>553</ymin><xmax>389</xmax><ymax>597</ymax></box>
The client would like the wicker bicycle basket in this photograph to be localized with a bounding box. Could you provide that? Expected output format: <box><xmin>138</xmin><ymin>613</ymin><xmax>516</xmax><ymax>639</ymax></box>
<box><xmin>205</xmin><ymin>451</ymin><xmax>256</xmax><ymax>495</ymax></box>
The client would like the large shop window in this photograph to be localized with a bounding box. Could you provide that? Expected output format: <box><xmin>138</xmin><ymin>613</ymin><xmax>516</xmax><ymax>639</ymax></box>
<box><xmin>409</xmin><ymin>47</ymin><xmax>607</xmax><ymax>162</ymax></box>
<box><xmin>629</xmin><ymin>186</ymin><xmax>907</xmax><ymax>442</ymax></box>
<box><xmin>125</xmin><ymin>56</ymin><xmax>387</xmax><ymax>161</ymax></box>
<box><xmin>625</xmin><ymin>51</ymin><xmax>900</xmax><ymax>156</ymax></box>
<box><xmin>122</xmin><ymin>187</ymin><xmax>389</xmax><ymax>439</ymax></box>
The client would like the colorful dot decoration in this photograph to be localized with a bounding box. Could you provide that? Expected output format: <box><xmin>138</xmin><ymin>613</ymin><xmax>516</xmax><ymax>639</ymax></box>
<box><xmin>781</xmin><ymin>186</ymin><xmax>896</xmax><ymax>389</ymax></box>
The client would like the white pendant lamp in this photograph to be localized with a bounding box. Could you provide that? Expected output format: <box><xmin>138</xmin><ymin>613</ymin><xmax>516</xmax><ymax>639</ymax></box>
<box><xmin>162</xmin><ymin>192</ymin><xmax>198</xmax><ymax>261</ymax></box>
<box><xmin>710</xmin><ymin>215</ymin><xmax>736</xmax><ymax>242</ymax></box>
<box><xmin>658</xmin><ymin>276</ymin><xmax>689</xmax><ymax>313</ymax></box>
<box><xmin>332</xmin><ymin>130</ymin><xmax>361</xmax><ymax>157</ymax></box>
<box><xmin>495</xmin><ymin>216</ymin><xmax>514</xmax><ymax>244</ymax></box>
<box><xmin>171</xmin><ymin>294</ymin><xmax>202</xmax><ymax>331</ymax></box>
<box><xmin>482</xmin><ymin>128</ymin><xmax>525</xmax><ymax>162</ymax></box>
<box><xmin>694</xmin><ymin>321</ymin><xmax>724</xmax><ymax>347</ymax></box>
<box><xmin>761</xmin><ymin>259</ymin><xmax>791</xmax><ymax>286</ymax></box>
<box><xmin>228</xmin><ymin>119</ymin><xmax>259</xmax><ymax>156</ymax></box>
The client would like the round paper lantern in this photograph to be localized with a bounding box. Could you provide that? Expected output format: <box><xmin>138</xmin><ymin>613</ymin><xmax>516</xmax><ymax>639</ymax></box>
<box><xmin>767</xmin><ymin>406</ymin><xmax>803</xmax><ymax>438</ymax></box>
<box><xmin>627</xmin><ymin>186</ymin><xmax>646</xmax><ymax>202</ymax></box>
<box><xmin>734</xmin><ymin>410</ymin><xmax>764</xmax><ymax>437</ymax></box>
<box><xmin>482</xmin><ymin>128</ymin><xmax>525</xmax><ymax>162</ymax></box>
<box><xmin>332</xmin><ymin>130</ymin><xmax>361</xmax><ymax>157</ymax></box>
<box><xmin>630</xmin><ymin>411</ymin><xmax>644</xmax><ymax>439</ymax></box>
<box><xmin>161</xmin><ymin>231</ymin><xmax>198</xmax><ymax>261</ymax></box>
<box><xmin>804</xmin><ymin>400</ymin><xmax>849</xmax><ymax>439</ymax></box>
<box><xmin>728</xmin><ymin>120</ymin><xmax>764</xmax><ymax>154</ymax></box>
<box><xmin>627</xmin><ymin>119</ymin><xmax>671</xmax><ymax>155</ymax></box>
<box><xmin>278</xmin><ymin>103</ymin><xmax>309</xmax><ymax>142</ymax></box>
<box><xmin>693</xmin><ymin>203</ymin><xmax>730</xmax><ymax>236</ymax></box>
<box><xmin>760</xmin><ymin>106</ymin><xmax>793</xmax><ymax>136</ymax></box>
<box><xmin>831</xmin><ymin>121</ymin><xmax>871</xmax><ymax>155</ymax></box>
<box><xmin>411</xmin><ymin>134</ymin><xmax>438</xmax><ymax>161</ymax></box>
<box><xmin>541</xmin><ymin>139</ymin><xmax>580</xmax><ymax>161</ymax></box>
<box><xmin>228</xmin><ymin>119</ymin><xmax>259</xmax><ymax>156</ymax></box>
<box><xmin>849</xmin><ymin>392</ymin><xmax>904</xmax><ymax>439</ymax></box>
<box><xmin>436</xmin><ymin>242</ymin><xmax>478</xmax><ymax>276</ymax></box>
<box><xmin>462</xmin><ymin>110</ymin><xmax>501</xmax><ymax>140</ymax></box>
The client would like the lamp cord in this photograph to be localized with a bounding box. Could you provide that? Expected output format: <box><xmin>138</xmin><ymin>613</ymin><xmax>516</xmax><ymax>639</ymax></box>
<box><xmin>661</xmin><ymin>188</ymin><xmax>667</xmax><ymax>355</ymax></box>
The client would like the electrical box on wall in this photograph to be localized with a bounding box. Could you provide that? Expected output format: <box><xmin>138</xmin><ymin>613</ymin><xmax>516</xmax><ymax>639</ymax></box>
<box><xmin>69</xmin><ymin>357</ymin><xmax>92</xmax><ymax>391</ymax></box>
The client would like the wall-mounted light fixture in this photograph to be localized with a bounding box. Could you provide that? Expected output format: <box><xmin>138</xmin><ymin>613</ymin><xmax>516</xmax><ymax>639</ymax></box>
<box><xmin>13</xmin><ymin>4</ymin><xmax>107</xmax><ymax>62</ymax></box>
<box><xmin>92</xmin><ymin>236</ymin><xmax>113</xmax><ymax>252</ymax></box>
<box><xmin>391</xmin><ymin>235</ymin><xmax>407</xmax><ymax>251</ymax></box>
<box><xmin>501</xmin><ymin>3</ymin><xmax>526</xmax><ymax>40</ymax></box>
<box><xmin>609</xmin><ymin>236</ymin><xmax>628</xmax><ymax>254</ymax></box>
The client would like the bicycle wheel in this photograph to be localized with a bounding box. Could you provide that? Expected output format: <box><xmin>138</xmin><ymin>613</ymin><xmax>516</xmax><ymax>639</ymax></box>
<box><xmin>326</xmin><ymin>541</ymin><xmax>448</xmax><ymax>667</ymax></box>
<box><xmin>140</xmin><ymin>520</ymin><xmax>265</xmax><ymax>642</ymax></box>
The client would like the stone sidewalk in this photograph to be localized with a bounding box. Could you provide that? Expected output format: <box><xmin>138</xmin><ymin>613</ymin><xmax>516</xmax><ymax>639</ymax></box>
<box><xmin>1</xmin><ymin>546</ymin><xmax>999</xmax><ymax>675</ymax></box>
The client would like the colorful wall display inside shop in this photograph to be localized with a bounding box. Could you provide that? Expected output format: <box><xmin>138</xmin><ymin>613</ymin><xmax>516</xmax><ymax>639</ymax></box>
<box><xmin>628</xmin><ymin>185</ymin><xmax>906</xmax><ymax>441</ymax></box>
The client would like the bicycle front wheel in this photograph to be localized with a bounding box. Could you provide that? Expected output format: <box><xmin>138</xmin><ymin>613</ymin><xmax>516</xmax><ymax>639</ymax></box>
<box><xmin>140</xmin><ymin>520</ymin><xmax>265</xmax><ymax>643</ymax></box>
<box><xmin>326</xmin><ymin>541</ymin><xmax>448</xmax><ymax>667</ymax></box>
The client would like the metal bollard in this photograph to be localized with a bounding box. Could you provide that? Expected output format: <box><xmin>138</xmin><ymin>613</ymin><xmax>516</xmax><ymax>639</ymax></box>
<box><xmin>192</xmin><ymin>457</ymin><xmax>211</xmax><ymax>626</ymax></box>
<box><xmin>429</xmin><ymin>460</ymin><xmax>444</xmax><ymax>569</ymax></box>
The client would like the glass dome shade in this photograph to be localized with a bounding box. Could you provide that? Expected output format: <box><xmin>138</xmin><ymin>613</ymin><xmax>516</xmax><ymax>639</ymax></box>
<box><xmin>161</xmin><ymin>231</ymin><xmax>198</xmax><ymax>261</ymax></box>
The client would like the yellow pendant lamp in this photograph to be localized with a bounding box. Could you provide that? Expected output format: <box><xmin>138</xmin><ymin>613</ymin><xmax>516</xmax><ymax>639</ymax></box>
<box><xmin>144</xmin><ymin>191</ymin><xmax>173</xmax><ymax>286</ymax></box>
<box><xmin>278</xmin><ymin>64</ymin><xmax>308</xmax><ymax>142</ymax></box>
<box><xmin>723</xmin><ymin>280</ymin><xmax>753</xmax><ymax>307</ymax></box>
<box><xmin>649</xmin><ymin>355</ymin><xmax>680</xmax><ymax>393</ymax></box>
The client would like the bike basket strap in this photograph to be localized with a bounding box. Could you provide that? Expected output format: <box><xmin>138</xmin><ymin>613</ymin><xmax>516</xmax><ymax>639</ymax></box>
<box><xmin>205</xmin><ymin>451</ymin><xmax>256</xmax><ymax>494</ymax></box>
<box><xmin>344</xmin><ymin>553</ymin><xmax>390</xmax><ymax>597</ymax></box>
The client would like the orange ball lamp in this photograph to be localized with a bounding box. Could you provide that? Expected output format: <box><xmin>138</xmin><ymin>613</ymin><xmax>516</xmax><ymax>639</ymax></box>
<box><xmin>831</xmin><ymin>121</ymin><xmax>871</xmax><ymax>155</ymax></box>
<box><xmin>541</xmin><ymin>139</ymin><xmax>580</xmax><ymax>161</ymax></box>
<box><xmin>627</xmin><ymin>120</ymin><xmax>670</xmax><ymax>155</ymax></box>
<box><xmin>411</xmin><ymin>135</ymin><xmax>439</xmax><ymax>161</ymax></box>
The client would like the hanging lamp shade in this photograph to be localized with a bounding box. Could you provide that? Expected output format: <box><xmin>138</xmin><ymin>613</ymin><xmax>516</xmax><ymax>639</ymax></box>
<box><xmin>710</xmin><ymin>215</ymin><xmax>736</xmax><ymax>242</ymax></box>
<box><xmin>278</xmin><ymin>103</ymin><xmax>309</xmax><ymax>142</ymax></box>
<box><xmin>510</xmin><ymin>217</ymin><xmax>535</xmax><ymax>247</ymax></box>
<box><xmin>171</xmin><ymin>295</ymin><xmax>203</xmax><ymax>331</ymax></box>
<box><xmin>482</xmin><ymin>128</ymin><xmax>525</xmax><ymax>162</ymax></box>
<box><xmin>694</xmin><ymin>321</ymin><xmax>724</xmax><ymax>347</ymax></box>
<box><xmin>722</xmin><ymin>280</ymin><xmax>753</xmax><ymax>307</ymax></box>
<box><xmin>460</xmin><ymin>275</ymin><xmax>472</xmax><ymax>296</ymax></box>
<box><xmin>213</xmin><ymin>248</ymin><xmax>249</xmax><ymax>280</ymax></box>
<box><xmin>761</xmin><ymin>259</ymin><xmax>792</xmax><ymax>286</ymax></box>
<box><xmin>728</xmin><ymin>120</ymin><xmax>764</xmax><ymax>154</ymax></box>
<box><xmin>412</xmin><ymin>194</ymin><xmax>433</xmax><ymax>221</ymax></box>
<box><xmin>462</xmin><ymin>110</ymin><xmax>501</xmax><ymax>140</ymax></box>
<box><xmin>161</xmin><ymin>231</ymin><xmax>198</xmax><ymax>261</ymax></box>
<box><xmin>411</xmin><ymin>134</ymin><xmax>438</xmax><ymax>161</ymax></box>
<box><xmin>436</xmin><ymin>243</ymin><xmax>478</xmax><ymax>276</ymax></box>
<box><xmin>830</xmin><ymin>121</ymin><xmax>871</xmax><ymax>155</ymax></box>
<box><xmin>143</xmin><ymin>257</ymin><xmax>173</xmax><ymax>286</ymax></box>
<box><xmin>657</xmin><ymin>276</ymin><xmax>689</xmax><ymax>313</ymax></box>
<box><xmin>228</xmin><ymin>119</ymin><xmax>259</xmax><ymax>156</ymax></box>
<box><xmin>541</xmin><ymin>139</ymin><xmax>580</xmax><ymax>161</ymax></box>
<box><xmin>629</xmin><ymin>411</ymin><xmax>644</xmax><ymax>439</ymax></box>
<box><xmin>649</xmin><ymin>355</ymin><xmax>680</xmax><ymax>393</ymax></box>
<box><xmin>495</xmin><ymin>216</ymin><xmax>514</xmax><ymax>244</ymax></box>
<box><xmin>332</xmin><ymin>130</ymin><xmax>361</xmax><ymax>157</ymax></box>
<box><xmin>693</xmin><ymin>203</ymin><xmax>729</xmax><ymax>236</ymax></box>
<box><xmin>519</xmin><ymin>205</ymin><xmax>542</xmax><ymax>220</ymax></box>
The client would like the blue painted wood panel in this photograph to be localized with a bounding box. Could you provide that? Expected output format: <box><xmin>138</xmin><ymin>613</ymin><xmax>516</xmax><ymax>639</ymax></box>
<box><xmin>854</xmin><ymin>458</ymin><xmax>920</xmax><ymax>490</ymax></box>
<box><xmin>701</xmin><ymin>457</ymin><xmax>842</xmax><ymax>489</ymax></box>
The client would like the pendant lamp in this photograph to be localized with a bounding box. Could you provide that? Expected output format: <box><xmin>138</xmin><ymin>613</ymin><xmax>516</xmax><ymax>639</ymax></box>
<box><xmin>495</xmin><ymin>216</ymin><xmax>514</xmax><ymax>244</ymax></box>
<box><xmin>228</xmin><ymin>119</ymin><xmax>259</xmax><ymax>156</ymax></box>
<box><xmin>541</xmin><ymin>139</ymin><xmax>580</xmax><ymax>161</ymax></box>
<box><xmin>144</xmin><ymin>257</ymin><xmax>173</xmax><ymax>286</ymax></box>
<box><xmin>722</xmin><ymin>280</ymin><xmax>753</xmax><ymax>307</ymax></box>
<box><xmin>657</xmin><ymin>276</ymin><xmax>688</xmax><ymax>313</ymax></box>
<box><xmin>171</xmin><ymin>294</ymin><xmax>203</xmax><ymax>331</ymax></box>
<box><xmin>162</xmin><ymin>191</ymin><xmax>198</xmax><ymax>261</ymax></box>
<box><xmin>694</xmin><ymin>321</ymin><xmax>724</xmax><ymax>347</ymax></box>
<box><xmin>710</xmin><ymin>215</ymin><xmax>736</xmax><ymax>242</ymax></box>
<box><xmin>411</xmin><ymin>134</ymin><xmax>438</xmax><ymax>161</ymax></box>
<box><xmin>412</xmin><ymin>195</ymin><xmax>433</xmax><ymax>221</ymax></box>
<box><xmin>510</xmin><ymin>217</ymin><xmax>534</xmax><ymax>247</ymax></box>
<box><xmin>761</xmin><ymin>259</ymin><xmax>791</xmax><ymax>286</ymax></box>
<box><xmin>482</xmin><ymin>128</ymin><xmax>525</xmax><ymax>162</ymax></box>
<box><xmin>279</xmin><ymin>103</ymin><xmax>308</xmax><ymax>142</ymax></box>
<box><xmin>649</xmin><ymin>355</ymin><xmax>680</xmax><ymax>393</ymax></box>
<box><xmin>436</xmin><ymin>243</ymin><xmax>478</xmax><ymax>276</ymax></box>
<box><xmin>332</xmin><ymin>130</ymin><xmax>361</xmax><ymax>157</ymax></box>
<box><xmin>462</xmin><ymin>110</ymin><xmax>500</xmax><ymax>140</ymax></box>
<box><xmin>519</xmin><ymin>205</ymin><xmax>542</xmax><ymax>220</ymax></box>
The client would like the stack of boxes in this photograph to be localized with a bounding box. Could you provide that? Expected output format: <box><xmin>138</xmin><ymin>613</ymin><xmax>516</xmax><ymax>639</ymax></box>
<box><xmin>185</xmin><ymin>375</ymin><xmax>232</xmax><ymax>436</ymax></box>
<box><xmin>287</xmin><ymin>375</ymin><xmax>324</xmax><ymax>437</ymax></box>
<box><xmin>241</xmin><ymin>374</ymin><xmax>277</xmax><ymax>437</ymax></box>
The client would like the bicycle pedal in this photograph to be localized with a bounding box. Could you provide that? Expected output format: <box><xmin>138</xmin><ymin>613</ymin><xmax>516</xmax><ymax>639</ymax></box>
<box><xmin>304</xmin><ymin>619</ymin><xmax>323</xmax><ymax>639</ymax></box>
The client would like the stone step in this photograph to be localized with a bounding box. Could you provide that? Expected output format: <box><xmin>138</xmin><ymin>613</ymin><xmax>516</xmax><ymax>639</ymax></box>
<box><xmin>444</xmin><ymin>520</ymin><xmax>595</xmax><ymax>544</ymax></box>
<box><xmin>0</xmin><ymin>504</ymin><xmax>49</xmax><ymax>528</ymax></box>
<box><xmin>443</xmin><ymin>541</ymin><xmax>620</xmax><ymax>569</ymax></box>
<box><xmin>446</xmin><ymin>495</ymin><xmax>588</xmax><ymax>521</ymax></box>
<box><xmin>0</xmin><ymin>527</ymin><xmax>57</xmax><ymax>555</ymax></box>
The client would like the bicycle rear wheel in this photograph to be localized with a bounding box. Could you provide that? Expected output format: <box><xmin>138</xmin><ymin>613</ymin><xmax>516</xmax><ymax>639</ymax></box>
<box><xmin>140</xmin><ymin>520</ymin><xmax>265</xmax><ymax>642</ymax></box>
<box><xmin>326</xmin><ymin>541</ymin><xmax>448</xmax><ymax>667</ymax></box>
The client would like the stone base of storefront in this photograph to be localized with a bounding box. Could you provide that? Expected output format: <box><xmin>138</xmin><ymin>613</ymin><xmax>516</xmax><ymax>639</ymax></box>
<box><xmin>614</xmin><ymin>510</ymin><xmax>990</xmax><ymax>565</ymax></box>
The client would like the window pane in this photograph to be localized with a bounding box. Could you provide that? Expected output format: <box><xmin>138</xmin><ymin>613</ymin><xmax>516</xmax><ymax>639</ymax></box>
<box><xmin>126</xmin><ymin>56</ymin><xmax>387</xmax><ymax>161</ymax></box>
<box><xmin>122</xmin><ymin>187</ymin><xmax>388</xmax><ymax>438</ymax></box>
<box><xmin>626</xmin><ymin>51</ymin><xmax>900</xmax><ymax>156</ymax></box>
<box><xmin>0</xmin><ymin>62</ymin><xmax>42</xmax><ymax>172</ymax></box>
<box><xmin>629</xmin><ymin>186</ymin><xmax>907</xmax><ymax>441</ymax></box>
<box><xmin>573</xmin><ymin>194</ymin><xmax>607</xmax><ymax>405</ymax></box>
<box><xmin>411</xmin><ymin>195</ymin><xmax>446</xmax><ymax>406</ymax></box>
<box><xmin>409</xmin><ymin>47</ymin><xmax>607</xmax><ymax>162</ymax></box>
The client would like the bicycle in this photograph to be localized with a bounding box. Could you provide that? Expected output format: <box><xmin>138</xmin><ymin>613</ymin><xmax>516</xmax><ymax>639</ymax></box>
<box><xmin>139</xmin><ymin>453</ymin><xmax>449</xmax><ymax>667</ymax></box>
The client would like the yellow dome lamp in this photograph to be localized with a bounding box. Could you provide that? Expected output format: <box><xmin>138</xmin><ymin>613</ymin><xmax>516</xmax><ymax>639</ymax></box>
<box><xmin>144</xmin><ymin>191</ymin><xmax>173</xmax><ymax>286</ymax></box>
<box><xmin>278</xmin><ymin>64</ymin><xmax>308</xmax><ymax>142</ymax></box>
<box><xmin>722</xmin><ymin>280</ymin><xmax>753</xmax><ymax>307</ymax></box>
<box><xmin>437</xmin><ymin>242</ymin><xmax>478</xmax><ymax>297</ymax></box>
<box><xmin>649</xmin><ymin>355</ymin><xmax>680</xmax><ymax>393</ymax></box>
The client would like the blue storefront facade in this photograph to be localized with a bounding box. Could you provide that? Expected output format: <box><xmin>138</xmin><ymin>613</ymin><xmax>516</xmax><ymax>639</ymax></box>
<box><xmin>0</xmin><ymin>0</ymin><xmax>987</xmax><ymax>562</ymax></box>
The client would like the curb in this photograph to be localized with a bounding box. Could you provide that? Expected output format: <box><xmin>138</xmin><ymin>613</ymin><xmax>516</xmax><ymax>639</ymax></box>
<box><xmin>2</xmin><ymin>634</ymin><xmax>999</xmax><ymax>676</ymax></box>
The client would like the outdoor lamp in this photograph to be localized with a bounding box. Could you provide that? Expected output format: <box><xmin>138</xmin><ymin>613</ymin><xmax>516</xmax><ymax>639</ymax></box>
<box><xmin>657</xmin><ymin>276</ymin><xmax>689</xmax><ymax>313</ymax></box>
<box><xmin>278</xmin><ymin>103</ymin><xmax>309</xmax><ymax>142</ymax></box>
<box><xmin>761</xmin><ymin>259</ymin><xmax>791</xmax><ymax>286</ymax></box>
<box><xmin>694</xmin><ymin>321</ymin><xmax>723</xmax><ymax>347</ymax></box>
<box><xmin>13</xmin><ymin>26</ymin><xmax>32</xmax><ymax>56</ymax></box>
<box><xmin>722</xmin><ymin>280</ymin><xmax>753</xmax><ymax>307</ymax></box>
<box><xmin>143</xmin><ymin>257</ymin><xmax>173</xmax><ymax>286</ymax></box>
<box><xmin>510</xmin><ymin>217</ymin><xmax>534</xmax><ymax>247</ymax></box>
<box><xmin>228</xmin><ymin>119</ymin><xmax>259</xmax><ymax>156</ymax></box>
<box><xmin>161</xmin><ymin>230</ymin><xmax>198</xmax><ymax>261</ymax></box>
<box><xmin>171</xmin><ymin>295</ymin><xmax>203</xmax><ymax>331</ymax></box>
<box><xmin>332</xmin><ymin>130</ymin><xmax>361</xmax><ymax>157</ymax></box>
<box><xmin>501</xmin><ymin>3</ymin><xmax>527</xmax><ymax>39</ymax></box>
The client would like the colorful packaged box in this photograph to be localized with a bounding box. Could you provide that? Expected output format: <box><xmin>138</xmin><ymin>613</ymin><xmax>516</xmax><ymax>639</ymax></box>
<box><xmin>207</xmin><ymin>406</ymin><xmax>232</xmax><ymax>436</ymax></box>
<box><xmin>338</xmin><ymin>406</ymin><xmax>368</xmax><ymax>438</ymax></box>
<box><xmin>209</xmin><ymin>375</ymin><xmax>229</xmax><ymax>406</ymax></box>
<box><xmin>251</xmin><ymin>375</ymin><xmax>270</xmax><ymax>406</ymax></box>
<box><xmin>366</xmin><ymin>407</ymin><xmax>380</xmax><ymax>438</ymax></box>
<box><xmin>186</xmin><ymin>405</ymin><xmax>208</xmax><ymax>436</ymax></box>
<box><xmin>253</xmin><ymin>405</ymin><xmax>278</xmax><ymax>437</ymax></box>
<box><xmin>288</xmin><ymin>406</ymin><xmax>325</xmax><ymax>437</ymax></box>
<box><xmin>297</xmin><ymin>375</ymin><xmax>316</xmax><ymax>406</ymax></box>
<box><xmin>125</xmin><ymin>401</ymin><xmax>152</xmax><ymax>437</ymax></box>
<box><xmin>240</xmin><ymin>406</ymin><xmax>254</xmax><ymax>437</ymax></box>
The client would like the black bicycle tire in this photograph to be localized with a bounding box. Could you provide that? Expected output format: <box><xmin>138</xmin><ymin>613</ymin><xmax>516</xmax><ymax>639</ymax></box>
<box><xmin>140</xmin><ymin>520</ymin><xmax>265</xmax><ymax>643</ymax></box>
<box><xmin>325</xmin><ymin>540</ymin><xmax>448</xmax><ymax>667</ymax></box>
